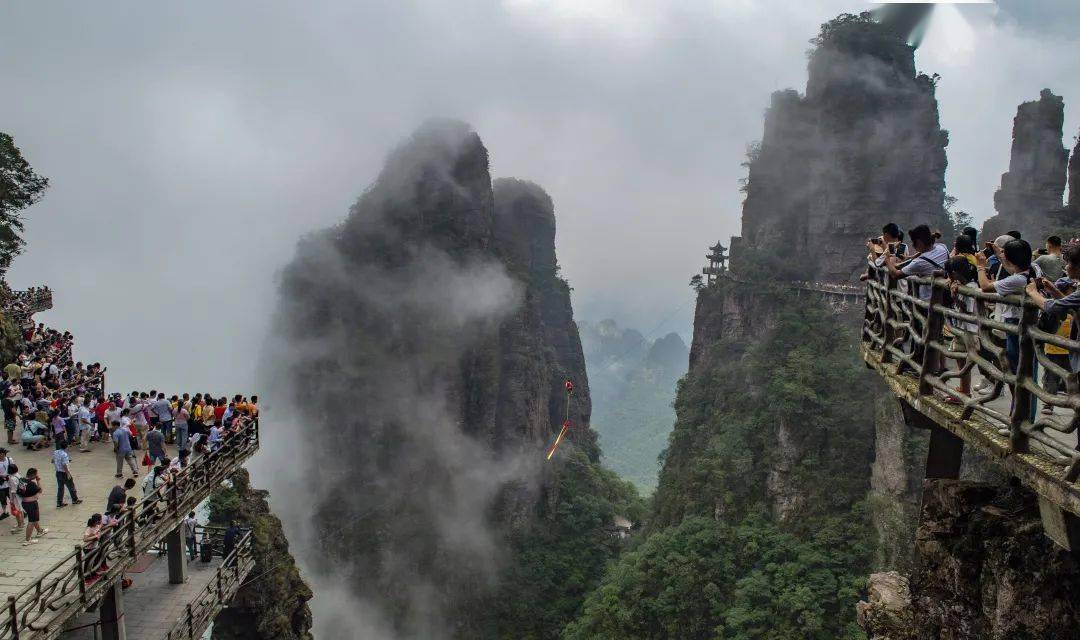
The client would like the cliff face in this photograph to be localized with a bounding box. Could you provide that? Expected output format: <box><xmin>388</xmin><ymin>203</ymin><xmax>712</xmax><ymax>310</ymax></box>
<box><xmin>1069</xmin><ymin>134</ymin><xmax>1080</xmax><ymax>213</ymax></box>
<box><xmin>733</xmin><ymin>12</ymin><xmax>949</xmax><ymax>284</ymax></box>
<box><xmin>869</xmin><ymin>480</ymin><xmax>1080</xmax><ymax>640</ymax></box>
<box><xmin>268</xmin><ymin>121</ymin><xmax>615</xmax><ymax>638</ymax></box>
<box><xmin>982</xmin><ymin>89</ymin><xmax>1072</xmax><ymax>241</ymax></box>
<box><xmin>868</xmin><ymin>395</ymin><xmax>928</xmax><ymax>572</ymax></box>
<box><xmin>667</xmin><ymin>13</ymin><xmax>944</xmax><ymax>527</ymax></box>
<box><xmin>210</xmin><ymin>470</ymin><xmax>314</xmax><ymax>640</ymax></box>
<box><xmin>490</xmin><ymin>178</ymin><xmax>597</xmax><ymax>529</ymax></box>
<box><xmin>493</xmin><ymin>178</ymin><xmax>596</xmax><ymax>461</ymax></box>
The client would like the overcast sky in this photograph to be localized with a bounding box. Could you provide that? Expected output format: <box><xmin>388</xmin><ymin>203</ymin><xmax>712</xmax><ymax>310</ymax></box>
<box><xmin>1</xmin><ymin>1</ymin><xmax>1078</xmax><ymax>394</ymax></box>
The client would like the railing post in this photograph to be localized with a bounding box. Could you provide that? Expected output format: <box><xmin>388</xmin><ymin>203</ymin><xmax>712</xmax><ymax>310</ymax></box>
<box><xmin>919</xmin><ymin>278</ymin><xmax>945</xmax><ymax>396</ymax></box>
<box><xmin>75</xmin><ymin>545</ymin><xmax>87</xmax><ymax>603</ymax></box>
<box><xmin>126</xmin><ymin>508</ymin><xmax>137</xmax><ymax>558</ymax></box>
<box><xmin>8</xmin><ymin>596</ymin><xmax>18</xmax><ymax>640</ymax></box>
<box><xmin>168</xmin><ymin>482</ymin><xmax>179</xmax><ymax>518</ymax></box>
<box><xmin>186</xmin><ymin>603</ymin><xmax>194</xmax><ymax>640</ymax></box>
<box><xmin>881</xmin><ymin>273</ymin><xmax>899</xmax><ymax>363</ymax></box>
<box><xmin>217</xmin><ymin>569</ymin><xmax>224</xmax><ymax>601</ymax></box>
<box><xmin>1011</xmin><ymin>302</ymin><xmax>1038</xmax><ymax>453</ymax></box>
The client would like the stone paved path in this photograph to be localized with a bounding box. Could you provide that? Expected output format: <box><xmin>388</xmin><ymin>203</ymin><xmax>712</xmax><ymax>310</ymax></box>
<box><xmin>0</xmin><ymin>438</ymin><xmax>191</xmax><ymax>601</ymax></box>
<box><xmin>63</xmin><ymin>551</ymin><xmax>224</xmax><ymax>639</ymax></box>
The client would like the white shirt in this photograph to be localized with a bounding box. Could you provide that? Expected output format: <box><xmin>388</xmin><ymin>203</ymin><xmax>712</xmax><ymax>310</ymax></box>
<box><xmin>52</xmin><ymin>449</ymin><xmax>70</xmax><ymax>473</ymax></box>
<box><xmin>130</xmin><ymin>403</ymin><xmax>148</xmax><ymax>427</ymax></box>
<box><xmin>0</xmin><ymin>455</ymin><xmax>13</xmax><ymax>489</ymax></box>
<box><xmin>105</xmin><ymin>407</ymin><xmax>122</xmax><ymax>429</ymax></box>
<box><xmin>142</xmin><ymin>471</ymin><xmax>163</xmax><ymax>497</ymax></box>
<box><xmin>181</xmin><ymin>516</ymin><xmax>197</xmax><ymax>539</ymax></box>
<box><xmin>900</xmin><ymin>243</ymin><xmax>950</xmax><ymax>301</ymax></box>
<box><xmin>994</xmin><ymin>264</ymin><xmax>1042</xmax><ymax>321</ymax></box>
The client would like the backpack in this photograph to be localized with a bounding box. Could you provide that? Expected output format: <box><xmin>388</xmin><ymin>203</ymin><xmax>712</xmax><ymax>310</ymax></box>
<box><xmin>15</xmin><ymin>478</ymin><xmax>29</xmax><ymax>498</ymax></box>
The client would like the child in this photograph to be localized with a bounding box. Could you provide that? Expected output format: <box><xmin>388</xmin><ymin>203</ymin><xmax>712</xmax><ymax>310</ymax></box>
<box><xmin>6</xmin><ymin>462</ymin><xmax>24</xmax><ymax>534</ymax></box>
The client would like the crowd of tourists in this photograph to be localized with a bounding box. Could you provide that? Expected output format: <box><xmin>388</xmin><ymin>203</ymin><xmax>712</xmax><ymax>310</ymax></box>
<box><xmin>0</xmin><ymin>321</ymin><xmax>258</xmax><ymax>552</ymax></box>
<box><xmin>865</xmin><ymin>222</ymin><xmax>1080</xmax><ymax>414</ymax></box>
<box><xmin>0</xmin><ymin>286</ymin><xmax>51</xmax><ymax>323</ymax></box>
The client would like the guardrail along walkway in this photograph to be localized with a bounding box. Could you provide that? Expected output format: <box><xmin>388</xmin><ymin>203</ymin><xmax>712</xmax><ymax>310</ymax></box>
<box><xmin>861</xmin><ymin>263</ymin><xmax>1080</xmax><ymax>549</ymax></box>
<box><xmin>1</xmin><ymin>421</ymin><xmax>259</xmax><ymax>640</ymax></box>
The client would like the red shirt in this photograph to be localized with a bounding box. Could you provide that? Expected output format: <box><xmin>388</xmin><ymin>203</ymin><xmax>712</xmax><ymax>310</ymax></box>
<box><xmin>95</xmin><ymin>401</ymin><xmax>113</xmax><ymax>421</ymax></box>
<box><xmin>214</xmin><ymin>406</ymin><xmax>226</xmax><ymax>421</ymax></box>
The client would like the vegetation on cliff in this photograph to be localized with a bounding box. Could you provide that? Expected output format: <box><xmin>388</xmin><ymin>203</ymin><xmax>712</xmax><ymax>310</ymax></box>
<box><xmin>565</xmin><ymin>284</ymin><xmax>874</xmax><ymax>638</ymax></box>
<box><xmin>488</xmin><ymin>447</ymin><xmax>644</xmax><ymax>639</ymax></box>
<box><xmin>0</xmin><ymin>130</ymin><xmax>48</xmax><ymax>355</ymax></box>
<box><xmin>580</xmin><ymin>320</ymin><xmax>688</xmax><ymax>492</ymax></box>
<box><xmin>564</xmin><ymin>512</ymin><xmax>869</xmax><ymax>640</ymax></box>
<box><xmin>0</xmin><ymin>132</ymin><xmax>49</xmax><ymax>276</ymax></box>
<box><xmin>208</xmin><ymin>470</ymin><xmax>314</xmax><ymax>640</ymax></box>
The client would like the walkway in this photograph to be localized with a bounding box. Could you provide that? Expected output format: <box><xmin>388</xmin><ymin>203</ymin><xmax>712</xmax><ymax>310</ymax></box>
<box><xmin>2</xmin><ymin>422</ymin><xmax>259</xmax><ymax>640</ymax></box>
<box><xmin>62</xmin><ymin>552</ymin><xmax>225</xmax><ymax>640</ymax></box>
<box><xmin>0</xmin><ymin>440</ymin><xmax>190</xmax><ymax>602</ymax></box>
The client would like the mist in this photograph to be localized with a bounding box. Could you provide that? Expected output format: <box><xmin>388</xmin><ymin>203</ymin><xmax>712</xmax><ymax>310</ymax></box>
<box><xmin>258</xmin><ymin>120</ymin><xmax>549</xmax><ymax>638</ymax></box>
<box><xmin>2</xmin><ymin>2</ymin><xmax>1080</xmax><ymax>634</ymax></box>
<box><xmin>0</xmin><ymin>2</ymin><xmax>1077</xmax><ymax>390</ymax></box>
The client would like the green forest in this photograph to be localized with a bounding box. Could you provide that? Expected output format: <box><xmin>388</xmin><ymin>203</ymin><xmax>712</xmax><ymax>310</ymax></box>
<box><xmin>580</xmin><ymin>320</ymin><xmax>688</xmax><ymax>492</ymax></box>
<box><xmin>561</xmin><ymin>283</ymin><xmax>876</xmax><ymax>639</ymax></box>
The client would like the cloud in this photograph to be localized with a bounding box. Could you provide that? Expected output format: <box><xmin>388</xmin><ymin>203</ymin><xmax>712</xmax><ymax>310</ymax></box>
<box><xmin>0</xmin><ymin>0</ymin><xmax>1075</xmax><ymax>386</ymax></box>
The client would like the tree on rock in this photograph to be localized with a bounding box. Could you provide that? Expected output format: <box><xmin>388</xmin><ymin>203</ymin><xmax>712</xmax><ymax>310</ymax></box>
<box><xmin>0</xmin><ymin>132</ymin><xmax>49</xmax><ymax>275</ymax></box>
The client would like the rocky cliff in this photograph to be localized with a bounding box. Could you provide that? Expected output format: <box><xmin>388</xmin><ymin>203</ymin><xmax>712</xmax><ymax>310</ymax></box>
<box><xmin>672</xmin><ymin>12</ymin><xmax>945</xmax><ymax>529</ymax></box>
<box><xmin>868</xmin><ymin>396</ymin><xmax>928</xmax><ymax>572</ymax></box>
<box><xmin>860</xmin><ymin>480</ymin><xmax>1080</xmax><ymax>640</ymax></box>
<box><xmin>266</xmin><ymin>120</ymin><xmax>633</xmax><ymax>639</ymax></box>
<box><xmin>981</xmin><ymin>89</ymin><xmax>1073</xmax><ymax>241</ymax></box>
<box><xmin>573</xmin><ymin>13</ymin><xmax>951</xmax><ymax>637</ymax></box>
<box><xmin>209</xmin><ymin>470</ymin><xmax>314</xmax><ymax>640</ymax></box>
<box><xmin>493</xmin><ymin>177</ymin><xmax>597</xmax><ymax>462</ymax></box>
<box><xmin>1069</xmin><ymin>134</ymin><xmax>1080</xmax><ymax>214</ymax></box>
<box><xmin>732</xmin><ymin>12</ymin><xmax>949</xmax><ymax>284</ymax></box>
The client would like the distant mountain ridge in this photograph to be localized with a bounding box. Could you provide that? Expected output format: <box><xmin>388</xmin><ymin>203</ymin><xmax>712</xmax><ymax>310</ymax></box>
<box><xmin>579</xmin><ymin>319</ymin><xmax>688</xmax><ymax>492</ymax></box>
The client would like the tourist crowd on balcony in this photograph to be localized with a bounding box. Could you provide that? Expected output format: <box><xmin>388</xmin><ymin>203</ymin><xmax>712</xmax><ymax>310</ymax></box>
<box><xmin>0</xmin><ymin>320</ymin><xmax>258</xmax><ymax>549</ymax></box>
<box><xmin>865</xmin><ymin>222</ymin><xmax>1080</xmax><ymax>416</ymax></box>
<box><xmin>0</xmin><ymin>285</ymin><xmax>51</xmax><ymax>324</ymax></box>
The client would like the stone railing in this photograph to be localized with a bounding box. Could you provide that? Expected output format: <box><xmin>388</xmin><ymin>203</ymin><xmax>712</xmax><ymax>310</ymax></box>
<box><xmin>1</xmin><ymin>420</ymin><xmax>260</xmax><ymax>640</ymax></box>
<box><xmin>160</xmin><ymin>529</ymin><xmax>255</xmax><ymax>640</ymax></box>
<box><xmin>861</xmin><ymin>263</ymin><xmax>1080</xmax><ymax>547</ymax></box>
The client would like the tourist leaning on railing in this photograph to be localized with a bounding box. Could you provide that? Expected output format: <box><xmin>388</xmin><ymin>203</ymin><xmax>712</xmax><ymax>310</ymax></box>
<box><xmin>1025</xmin><ymin>242</ymin><xmax>1080</xmax><ymax>376</ymax></box>
<box><xmin>943</xmin><ymin>256</ymin><xmax>979</xmax><ymax>402</ymax></box>
<box><xmin>862</xmin><ymin>222</ymin><xmax>908</xmax><ymax>281</ymax></box>
<box><xmin>882</xmin><ymin>224</ymin><xmax>948</xmax><ymax>301</ymax></box>
<box><xmin>974</xmin><ymin>239</ymin><xmax>1040</xmax><ymax>374</ymax></box>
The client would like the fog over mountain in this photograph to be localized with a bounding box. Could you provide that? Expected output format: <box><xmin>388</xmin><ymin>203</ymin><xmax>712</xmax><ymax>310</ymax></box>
<box><xmin>1</xmin><ymin>2</ymin><xmax>1078</xmax><ymax>398</ymax></box>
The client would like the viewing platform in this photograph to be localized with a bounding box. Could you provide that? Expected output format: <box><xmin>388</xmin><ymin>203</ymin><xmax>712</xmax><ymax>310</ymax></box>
<box><xmin>0</xmin><ymin>287</ymin><xmax>53</xmax><ymax>326</ymax></box>
<box><xmin>1</xmin><ymin>422</ymin><xmax>260</xmax><ymax>640</ymax></box>
<box><xmin>861</xmin><ymin>263</ymin><xmax>1080</xmax><ymax>549</ymax></box>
